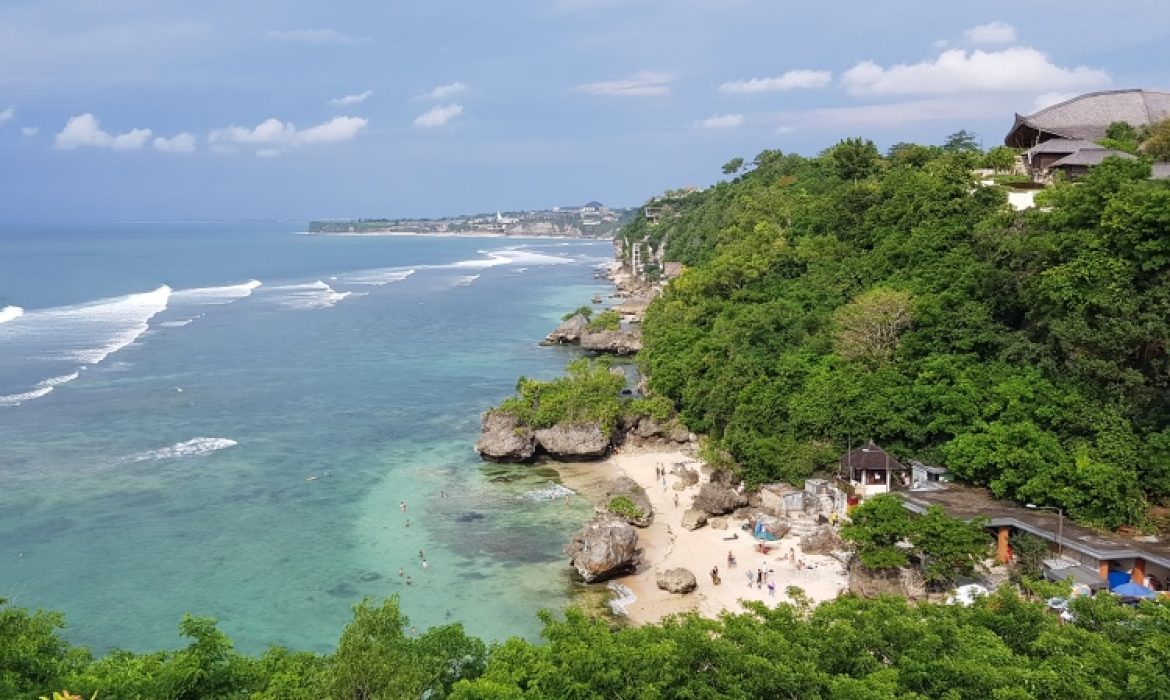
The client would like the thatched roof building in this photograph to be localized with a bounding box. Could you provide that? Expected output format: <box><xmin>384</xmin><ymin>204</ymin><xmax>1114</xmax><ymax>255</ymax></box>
<box><xmin>1005</xmin><ymin>89</ymin><xmax>1170</xmax><ymax>148</ymax></box>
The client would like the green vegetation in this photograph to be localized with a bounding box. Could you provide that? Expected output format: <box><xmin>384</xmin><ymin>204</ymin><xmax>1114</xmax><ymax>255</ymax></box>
<box><xmin>624</xmin><ymin>137</ymin><xmax>1170</xmax><ymax>527</ymax></box>
<box><xmin>606</xmin><ymin>495</ymin><xmax>644</xmax><ymax>520</ymax></box>
<box><xmin>561</xmin><ymin>306</ymin><xmax>593</xmax><ymax>321</ymax></box>
<box><xmin>498</xmin><ymin>358</ymin><xmax>626</xmax><ymax>432</ymax></box>
<box><xmin>6</xmin><ymin>593</ymin><xmax>1170</xmax><ymax>699</ymax></box>
<box><xmin>583</xmin><ymin>309</ymin><xmax>620</xmax><ymax>332</ymax></box>
<box><xmin>841</xmin><ymin>495</ymin><xmax>993</xmax><ymax>586</ymax></box>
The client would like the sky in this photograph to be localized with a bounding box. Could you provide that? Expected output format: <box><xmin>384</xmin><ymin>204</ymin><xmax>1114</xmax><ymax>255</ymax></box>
<box><xmin>1</xmin><ymin>0</ymin><xmax>1168</xmax><ymax>221</ymax></box>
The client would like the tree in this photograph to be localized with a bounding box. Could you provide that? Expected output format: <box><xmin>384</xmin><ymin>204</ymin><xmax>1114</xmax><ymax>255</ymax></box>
<box><xmin>832</xmin><ymin>288</ymin><xmax>913</xmax><ymax>366</ymax></box>
<box><xmin>841</xmin><ymin>494</ymin><xmax>912</xmax><ymax>569</ymax></box>
<box><xmin>1141</xmin><ymin>118</ymin><xmax>1170</xmax><ymax>160</ymax></box>
<box><xmin>1008</xmin><ymin>531</ymin><xmax>1049</xmax><ymax>582</ymax></box>
<box><xmin>721</xmin><ymin>157</ymin><xmax>745</xmax><ymax>175</ymax></box>
<box><xmin>981</xmin><ymin>146</ymin><xmax>1018</xmax><ymax>172</ymax></box>
<box><xmin>907</xmin><ymin>505</ymin><xmax>991</xmax><ymax>586</ymax></box>
<box><xmin>943</xmin><ymin>129</ymin><xmax>980</xmax><ymax>153</ymax></box>
<box><xmin>1097</xmin><ymin>120</ymin><xmax>1140</xmax><ymax>153</ymax></box>
<box><xmin>826</xmin><ymin>137</ymin><xmax>882</xmax><ymax>181</ymax></box>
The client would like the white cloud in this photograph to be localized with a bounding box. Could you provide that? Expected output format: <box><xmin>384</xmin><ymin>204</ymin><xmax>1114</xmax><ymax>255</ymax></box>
<box><xmin>153</xmin><ymin>132</ymin><xmax>196</xmax><ymax>153</ymax></box>
<box><xmin>419</xmin><ymin>82</ymin><xmax>467</xmax><ymax>100</ymax></box>
<box><xmin>964</xmin><ymin>21</ymin><xmax>1018</xmax><ymax>45</ymax></box>
<box><xmin>699</xmin><ymin>113</ymin><xmax>744</xmax><ymax>129</ymax></box>
<box><xmin>0</xmin><ymin>106</ymin><xmax>13</xmax><ymax>126</ymax></box>
<box><xmin>264</xmin><ymin>29</ymin><xmax>370</xmax><ymax>45</ymax></box>
<box><xmin>329</xmin><ymin>90</ymin><xmax>373</xmax><ymax>106</ymax></box>
<box><xmin>54</xmin><ymin>113</ymin><xmax>151</xmax><ymax>150</ymax></box>
<box><xmin>842</xmin><ymin>47</ymin><xmax>1110</xmax><ymax>96</ymax></box>
<box><xmin>414</xmin><ymin>104</ymin><xmax>463</xmax><ymax>128</ymax></box>
<box><xmin>21</xmin><ymin>126</ymin><xmax>39</xmax><ymax>137</ymax></box>
<box><xmin>775</xmin><ymin>124</ymin><xmax>797</xmax><ymax>134</ymax></box>
<box><xmin>574</xmin><ymin>71</ymin><xmax>674</xmax><ymax>97</ymax></box>
<box><xmin>719</xmin><ymin>69</ymin><xmax>832</xmax><ymax>94</ymax></box>
<box><xmin>209</xmin><ymin>115</ymin><xmax>368</xmax><ymax>156</ymax></box>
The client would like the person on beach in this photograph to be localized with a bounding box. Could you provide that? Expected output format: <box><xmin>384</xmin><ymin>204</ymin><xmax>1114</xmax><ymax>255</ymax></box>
<box><xmin>727</xmin><ymin>551</ymin><xmax>735</xmax><ymax>568</ymax></box>
<box><xmin>767</xmin><ymin>581</ymin><xmax>776</xmax><ymax>597</ymax></box>
<box><xmin>710</xmin><ymin>566</ymin><xmax>720</xmax><ymax>585</ymax></box>
<box><xmin>757</xmin><ymin>569</ymin><xmax>763</xmax><ymax>586</ymax></box>
<box><xmin>673</xmin><ymin>493</ymin><xmax>679</xmax><ymax>507</ymax></box>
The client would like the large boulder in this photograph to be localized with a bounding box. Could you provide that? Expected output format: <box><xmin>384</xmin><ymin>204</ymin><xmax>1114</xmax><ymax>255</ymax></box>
<box><xmin>534</xmin><ymin>422</ymin><xmax>612</xmax><ymax>461</ymax></box>
<box><xmin>681</xmin><ymin>509</ymin><xmax>708</xmax><ymax>530</ymax></box>
<box><xmin>601</xmin><ymin>476</ymin><xmax>653</xmax><ymax>527</ymax></box>
<box><xmin>565</xmin><ymin>514</ymin><xmax>639</xmax><ymax>583</ymax></box>
<box><xmin>800</xmin><ymin>525</ymin><xmax>846</xmax><ymax>555</ymax></box>
<box><xmin>656</xmin><ymin>568</ymin><xmax>697</xmax><ymax>594</ymax></box>
<box><xmin>674</xmin><ymin>466</ymin><xmax>700</xmax><ymax>487</ymax></box>
<box><xmin>543</xmin><ymin>313</ymin><xmax>588</xmax><ymax>345</ymax></box>
<box><xmin>693</xmin><ymin>483</ymin><xmax>748</xmax><ymax>515</ymax></box>
<box><xmin>579</xmin><ymin>328</ymin><xmax>642</xmax><ymax>356</ymax></box>
<box><xmin>627</xmin><ymin>417</ymin><xmax>693</xmax><ymax>446</ymax></box>
<box><xmin>849</xmin><ymin>562</ymin><xmax>926</xmax><ymax>600</ymax></box>
<box><xmin>475</xmin><ymin>411</ymin><xmax>536</xmax><ymax>462</ymax></box>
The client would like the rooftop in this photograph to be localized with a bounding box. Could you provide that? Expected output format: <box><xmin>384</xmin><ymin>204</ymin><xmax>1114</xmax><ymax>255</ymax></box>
<box><xmin>898</xmin><ymin>483</ymin><xmax>1170</xmax><ymax>569</ymax></box>
<box><xmin>1006</xmin><ymin>89</ymin><xmax>1170</xmax><ymax>147</ymax></box>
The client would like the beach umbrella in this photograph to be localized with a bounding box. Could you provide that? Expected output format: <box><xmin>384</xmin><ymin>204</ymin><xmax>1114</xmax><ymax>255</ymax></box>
<box><xmin>1111</xmin><ymin>581</ymin><xmax>1156</xmax><ymax>599</ymax></box>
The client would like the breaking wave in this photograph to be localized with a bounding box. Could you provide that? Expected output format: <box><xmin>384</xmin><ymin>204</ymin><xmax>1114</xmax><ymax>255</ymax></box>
<box><xmin>451</xmin><ymin>274</ymin><xmax>480</xmax><ymax>287</ymax></box>
<box><xmin>122</xmin><ymin>437</ymin><xmax>239</xmax><ymax>463</ymax></box>
<box><xmin>521</xmin><ymin>482</ymin><xmax>575</xmax><ymax>502</ymax></box>
<box><xmin>340</xmin><ymin>268</ymin><xmax>416</xmax><ymax>286</ymax></box>
<box><xmin>271</xmin><ymin>281</ymin><xmax>352</xmax><ymax>310</ymax></box>
<box><xmin>446</xmin><ymin>248</ymin><xmax>573</xmax><ymax>270</ymax></box>
<box><xmin>170</xmin><ymin>279</ymin><xmax>261</xmax><ymax>306</ymax></box>
<box><xmin>0</xmin><ymin>305</ymin><xmax>23</xmax><ymax>325</ymax></box>
<box><xmin>0</xmin><ymin>372</ymin><xmax>80</xmax><ymax>407</ymax></box>
<box><xmin>607</xmin><ymin>582</ymin><xmax>636</xmax><ymax>616</ymax></box>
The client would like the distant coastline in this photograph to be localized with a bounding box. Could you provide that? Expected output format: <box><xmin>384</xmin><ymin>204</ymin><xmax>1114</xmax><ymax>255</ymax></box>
<box><xmin>309</xmin><ymin>201</ymin><xmax>635</xmax><ymax>239</ymax></box>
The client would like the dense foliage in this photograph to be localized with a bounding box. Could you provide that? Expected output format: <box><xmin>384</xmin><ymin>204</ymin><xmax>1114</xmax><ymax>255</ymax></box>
<box><xmin>625</xmin><ymin>141</ymin><xmax>1170</xmax><ymax>527</ymax></box>
<box><xmin>6</xmin><ymin>593</ymin><xmax>1170</xmax><ymax>699</ymax></box>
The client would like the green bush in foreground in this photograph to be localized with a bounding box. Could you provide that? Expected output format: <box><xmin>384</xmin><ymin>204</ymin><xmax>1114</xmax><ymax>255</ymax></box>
<box><xmin>5</xmin><ymin>592</ymin><xmax>1170</xmax><ymax>699</ymax></box>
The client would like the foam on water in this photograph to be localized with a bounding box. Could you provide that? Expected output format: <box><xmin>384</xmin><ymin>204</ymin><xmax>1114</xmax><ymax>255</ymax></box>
<box><xmin>521</xmin><ymin>482</ymin><xmax>576</xmax><ymax>501</ymax></box>
<box><xmin>341</xmin><ymin>268</ymin><xmax>416</xmax><ymax>286</ymax></box>
<box><xmin>446</xmin><ymin>248</ymin><xmax>573</xmax><ymax>270</ymax></box>
<box><xmin>122</xmin><ymin>437</ymin><xmax>239</xmax><ymax>463</ymax></box>
<box><xmin>0</xmin><ymin>305</ymin><xmax>24</xmax><ymax>325</ymax></box>
<box><xmin>0</xmin><ymin>372</ymin><xmax>80</xmax><ymax>407</ymax></box>
<box><xmin>0</xmin><ymin>285</ymin><xmax>172</xmax><ymax>365</ymax></box>
<box><xmin>271</xmin><ymin>281</ymin><xmax>352</xmax><ymax>310</ymax></box>
<box><xmin>607</xmin><ymin>581</ymin><xmax>636</xmax><ymax>616</ymax></box>
<box><xmin>451</xmin><ymin>274</ymin><xmax>480</xmax><ymax>287</ymax></box>
<box><xmin>171</xmin><ymin>280</ymin><xmax>262</xmax><ymax>305</ymax></box>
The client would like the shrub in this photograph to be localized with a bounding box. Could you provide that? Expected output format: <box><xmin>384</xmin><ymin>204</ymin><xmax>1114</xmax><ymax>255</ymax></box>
<box><xmin>607</xmin><ymin>496</ymin><xmax>644</xmax><ymax>520</ymax></box>
<box><xmin>562</xmin><ymin>306</ymin><xmax>594</xmax><ymax>321</ymax></box>
<box><xmin>585</xmin><ymin>310</ymin><xmax>621</xmax><ymax>332</ymax></box>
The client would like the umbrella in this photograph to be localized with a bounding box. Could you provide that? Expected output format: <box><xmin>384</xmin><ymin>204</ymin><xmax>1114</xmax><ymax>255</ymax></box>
<box><xmin>1111</xmin><ymin>581</ymin><xmax>1156</xmax><ymax>599</ymax></box>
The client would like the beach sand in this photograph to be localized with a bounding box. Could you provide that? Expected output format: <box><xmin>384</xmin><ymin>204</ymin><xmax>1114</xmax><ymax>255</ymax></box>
<box><xmin>558</xmin><ymin>446</ymin><xmax>849</xmax><ymax>625</ymax></box>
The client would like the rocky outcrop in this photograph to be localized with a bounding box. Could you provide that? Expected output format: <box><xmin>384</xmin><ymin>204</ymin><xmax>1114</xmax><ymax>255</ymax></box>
<box><xmin>565</xmin><ymin>514</ymin><xmax>639</xmax><ymax>583</ymax></box>
<box><xmin>534</xmin><ymin>422</ymin><xmax>612</xmax><ymax>461</ymax></box>
<box><xmin>543</xmin><ymin>314</ymin><xmax>589</xmax><ymax>345</ymax></box>
<box><xmin>626</xmin><ymin>417</ymin><xmax>693</xmax><ymax>446</ymax></box>
<box><xmin>601</xmin><ymin>476</ymin><xmax>653</xmax><ymax>527</ymax></box>
<box><xmin>692</xmin><ymin>483</ymin><xmax>748</xmax><ymax>515</ymax></box>
<box><xmin>474</xmin><ymin>411</ymin><xmax>536</xmax><ymax>462</ymax></box>
<box><xmin>656</xmin><ymin>568</ymin><xmax>697</xmax><ymax>594</ymax></box>
<box><xmin>708</xmin><ymin>516</ymin><xmax>729</xmax><ymax>530</ymax></box>
<box><xmin>800</xmin><ymin>525</ymin><xmax>846</xmax><ymax>555</ymax></box>
<box><xmin>849</xmin><ymin>562</ymin><xmax>926</xmax><ymax>600</ymax></box>
<box><xmin>674</xmin><ymin>466</ymin><xmax>700</xmax><ymax>487</ymax></box>
<box><xmin>579</xmin><ymin>328</ymin><xmax>642</xmax><ymax>356</ymax></box>
<box><xmin>681</xmin><ymin>509</ymin><xmax>708</xmax><ymax>530</ymax></box>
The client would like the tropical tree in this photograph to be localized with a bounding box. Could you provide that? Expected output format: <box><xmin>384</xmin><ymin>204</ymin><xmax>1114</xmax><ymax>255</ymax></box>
<box><xmin>721</xmin><ymin>157</ymin><xmax>745</xmax><ymax>175</ymax></box>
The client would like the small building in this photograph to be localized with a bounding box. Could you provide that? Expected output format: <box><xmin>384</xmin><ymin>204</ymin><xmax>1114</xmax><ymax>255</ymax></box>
<box><xmin>909</xmin><ymin>461</ymin><xmax>952</xmax><ymax>490</ymax></box>
<box><xmin>760</xmin><ymin>483</ymin><xmax>806</xmax><ymax>515</ymax></box>
<box><xmin>1049</xmin><ymin>148</ymin><xmax>1136</xmax><ymax>179</ymax></box>
<box><xmin>838</xmin><ymin>441</ymin><xmax>907</xmax><ymax>497</ymax></box>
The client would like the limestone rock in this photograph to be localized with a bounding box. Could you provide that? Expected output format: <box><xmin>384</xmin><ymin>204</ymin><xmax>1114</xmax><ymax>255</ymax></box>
<box><xmin>601</xmin><ymin>475</ymin><xmax>654</xmax><ymax>527</ymax></box>
<box><xmin>565</xmin><ymin>514</ymin><xmax>639</xmax><ymax>583</ymax></box>
<box><xmin>655</xmin><ymin>567</ymin><xmax>697</xmax><ymax>594</ymax></box>
<box><xmin>708</xmin><ymin>516</ymin><xmax>729</xmax><ymax>530</ymax></box>
<box><xmin>543</xmin><ymin>313</ymin><xmax>589</xmax><ymax>345</ymax></box>
<box><xmin>534</xmin><ymin>422</ymin><xmax>612</xmax><ymax>461</ymax></box>
<box><xmin>579</xmin><ymin>327</ymin><xmax>642</xmax><ymax>356</ymax></box>
<box><xmin>800</xmin><ymin>525</ymin><xmax>846</xmax><ymax>555</ymax></box>
<box><xmin>681</xmin><ymin>508</ymin><xmax>708</xmax><ymax>530</ymax></box>
<box><xmin>693</xmin><ymin>483</ymin><xmax>748</xmax><ymax>515</ymax></box>
<box><xmin>849</xmin><ymin>561</ymin><xmax>926</xmax><ymax>600</ymax></box>
<box><xmin>474</xmin><ymin>411</ymin><xmax>536</xmax><ymax>463</ymax></box>
<box><xmin>674</xmin><ymin>466</ymin><xmax>700</xmax><ymax>487</ymax></box>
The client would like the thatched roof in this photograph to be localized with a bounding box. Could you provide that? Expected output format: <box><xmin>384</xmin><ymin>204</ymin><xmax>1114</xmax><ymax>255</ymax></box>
<box><xmin>1005</xmin><ymin>89</ymin><xmax>1170</xmax><ymax>147</ymax></box>
<box><xmin>839</xmin><ymin>441</ymin><xmax>905</xmax><ymax>472</ymax></box>
<box><xmin>1025</xmin><ymin>138</ymin><xmax>1099</xmax><ymax>156</ymax></box>
<box><xmin>1050</xmin><ymin>148</ymin><xmax>1136</xmax><ymax>168</ymax></box>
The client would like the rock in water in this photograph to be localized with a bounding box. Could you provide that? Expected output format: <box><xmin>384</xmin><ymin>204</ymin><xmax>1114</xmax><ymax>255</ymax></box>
<box><xmin>565</xmin><ymin>514</ymin><xmax>639</xmax><ymax>583</ymax></box>
<box><xmin>579</xmin><ymin>328</ymin><xmax>642</xmax><ymax>356</ymax></box>
<box><xmin>475</xmin><ymin>410</ymin><xmax>537</xmax><ymax>462</ymax></box>
<box><xmin>681</xmin><ymin>508</ymin><xmax>708</xmax><ymax>530</ymax></box>
<box><xmin>534</xmin><ymin>422</ymin><xmax>611</xmax><ymax>460</ymax></box>
<box><xmin>601</xmin><ymin>475</ymin><xmax>654</xmax><ymax>527</ymax></box>
<box><xmin>656</xmin><ymin>567</ymin><xmax>698</xmax><ymax>594</ymax></box>
<box><xmin>692</xmin><ymin>483</ymin><xmax>749</xmax><ymax>515</ymax></box>
<box><xmin>543</xmin><ymin>313</ymin><xmax>588</xmax><ymax>345</ymax></box>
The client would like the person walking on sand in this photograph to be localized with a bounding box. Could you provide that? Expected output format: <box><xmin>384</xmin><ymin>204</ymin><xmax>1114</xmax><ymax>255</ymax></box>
<box><xmin>767</xmin><ymin>581</ymin><xmax>776</xmax><ymax>597</ymax></box>
<box><xmin>746</xmin><ymin>570</ymin><xmax>754</xmax><ymax>588</ymax></box>
<box><xmin>673</xmin><ymin>493</ymin><xmax>679</xmax><ymax>508</ymax></box>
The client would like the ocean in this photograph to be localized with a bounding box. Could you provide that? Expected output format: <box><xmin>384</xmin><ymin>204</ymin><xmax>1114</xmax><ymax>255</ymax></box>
<box><xmin>0</xmin><ymin>223</ymin><xmax>613</xmax><ymax>654</ymax></box>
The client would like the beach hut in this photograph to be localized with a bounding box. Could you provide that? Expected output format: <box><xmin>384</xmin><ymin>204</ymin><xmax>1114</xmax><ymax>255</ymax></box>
<box><xmin>839</xmin><ymin>441</ymin><xmax>907</xmax><ymax>497</ymax></box>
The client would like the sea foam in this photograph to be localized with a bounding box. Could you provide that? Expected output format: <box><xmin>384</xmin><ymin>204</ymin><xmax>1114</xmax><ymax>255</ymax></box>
<box><xmin>0</xmin><ymin>305</ymin><xmax>24</xmax><ymax>325</ymax></box>
<box><xmin>341</xmin><ymin>268</ymin><xmax>416</xmax><ymax>286</ymax></box>
<box><xmin>451</xmin><ymin>274</ymin><xmax>480</xmax><ymax>287</ymax></box>
<box><xmin>446</xmin><ymin>248</ymin><xmax>573</xmax><ymax>270</ymax></box>
<box><xmin>607</xmin><ymin>582</ymin><xmax>636</xmax><ymax>616</ymax></box>
<box><xmin>123</xmin><ymin>437</ymin><xmax>239</xmax><ymax>463</ymax></box>
<box><xmin>522</xmin><ymin>482</ymin><xmax>576</xmax><ymax>501</ymax></box>
<box><xmin>171</xmin><ymin>279</ymin><xmax>261</xmax><ymax>305</ymax></box>
<box><xmin>0</xmin><ymin>372</ymin><xmax>80</xmax><ymax>407</ymax></box>
<box><xmin>271</xmin><ymin>281</ymin><xmax>352</xmax><ymax>310</ymax></box>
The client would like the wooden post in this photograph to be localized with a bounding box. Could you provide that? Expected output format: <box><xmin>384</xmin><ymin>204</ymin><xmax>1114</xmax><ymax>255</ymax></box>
<box><xmin>997</xmin><ymin>526</ymin><xmax>1011</xmax><ymax>564</ymax></box>
<box><xmin>1132</xmin><ymin>558</ymin><xmax>1146</xmax><ymax>585</ymax></box>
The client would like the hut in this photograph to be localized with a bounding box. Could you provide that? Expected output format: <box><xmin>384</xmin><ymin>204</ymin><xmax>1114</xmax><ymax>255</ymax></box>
<box><xmin>1005</xmin><ymin>89</ymin><xmax>1170</xmax><ymax>148</ymax></box>
<box><xmin>838</xmin><ymin>441</ymin><xmax>906</xmax><ymax>497</ymax></box>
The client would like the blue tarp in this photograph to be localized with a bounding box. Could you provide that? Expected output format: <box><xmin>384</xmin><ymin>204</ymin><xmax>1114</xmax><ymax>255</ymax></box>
<box><xmin>1107</xmin><ymin>571</ymin><xmax>1132</xmax><ymax>590</ymax></box>
<box><xmin>1111</xmin><ymin>582</ymin><xmax>1156</xmax><ymax>599</ymax></box>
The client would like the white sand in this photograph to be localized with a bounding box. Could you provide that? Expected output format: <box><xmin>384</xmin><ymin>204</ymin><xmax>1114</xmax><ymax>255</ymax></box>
<box><xmin>559</xmin><ymin>446</ymin><xmax>849</xmax><ymax>625</ymax></box>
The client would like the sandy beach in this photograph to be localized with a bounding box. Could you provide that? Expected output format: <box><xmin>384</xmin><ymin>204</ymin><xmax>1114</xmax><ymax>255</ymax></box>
<box><xmin>558</xmin><ymin>446</ymin><xmax>849</xmax><ymax>625</ymax></box>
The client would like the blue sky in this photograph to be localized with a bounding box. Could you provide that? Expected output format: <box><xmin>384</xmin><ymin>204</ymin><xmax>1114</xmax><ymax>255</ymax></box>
<box><xmin>1</xmin><ymin>0</ymin><xmax>1168</xmax><ymax>221</ymax></box>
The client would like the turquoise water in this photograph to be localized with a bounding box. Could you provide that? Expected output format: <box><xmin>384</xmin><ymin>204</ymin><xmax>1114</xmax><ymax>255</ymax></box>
<box><xmin>0</xmin><ymin>224</ymin><xmax>612</xmax><ymax>653</ymax></box>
